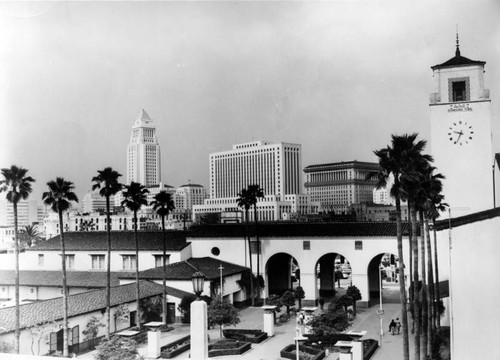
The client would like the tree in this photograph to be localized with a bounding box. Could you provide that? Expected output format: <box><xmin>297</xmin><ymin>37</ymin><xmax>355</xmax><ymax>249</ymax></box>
<box><xmin>150</xmin><ymin>190</ymin><xmax>175</xmax><ymax>324</ymax></box>
<box><xmin>140</xmin><ymin>295</ymin><xmax>163</xmax><ymax>323</ymax></box>
<box><xmin>94</xmin><ymin>336</ymin><xmax>144</xmax><ymax>360</ymax></box>
<box><xmin>374</xmin><ymin>133</ymin><xmax>430</xmax><ymax>360</ymax></box>
<box><xmin>121</xmin><ymin>181</ymin><xmax>149</xmax><ymax>331</ymax></box>
<box><xmin>310</xmin><ymin>300</ymin><xmax>351</xmax><ymax>339</ymax></box>
<box><xmin>346</xmin><ymin>285</ymin><xmax>362</xmax><ymax>315</ymax></box>
<box><xmin>82</xmin><ymin>316</ymin><xmax>105</xmax><ymax>350</ymax></box>
<box><xmin>0</xmin><ymin>165</ymin><xmax>35</xmax><ymax>353</ymax></box>
<box><xmin>42</xmin><ymin>177</ymin><xmax>78</xmax><ymax>357</ymax></box>
<box><xmin>92</xmin><ymin>167</ymin><xmax>122</xmax><ymax>339</ymax></box>
<box><xmin>280</xmin><ymin>290</ymin><xmax>296</xmax><ymax>315</ymax></box>
<box><xmin>178</xmin><ymin>294</ymin><xmax>196</xmax><ymax>323</ymax></box>
<box><xmin>207</xmin><ymin>296</ymin><xmax>240</xmax><ymax>339</ymax></box>
<box><xmin>18</xmin><ymin>224</ymin><xmax>42</xmax><ymax>248</ymax></box>
<box><xmin>247</xmin><ymin>184</ymin><xmax>265</xmax><ymax>301</ymax></box>
<box><xmin>236</xmin><ymin>188</ymin><xmax>254</xmax><ymax>306</ymax></box>
<box><xmin>294</xmin><ymin>286</ymin><xmax>305</xmax><ymax>310</ymax></box>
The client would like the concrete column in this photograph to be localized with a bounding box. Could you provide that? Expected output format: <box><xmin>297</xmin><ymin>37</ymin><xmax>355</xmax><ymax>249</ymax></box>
<box><xmin>300</xmin><ymin>272</ymin><xmax>317</xmax><ymax>306</ymax></box>
<box><xmin>352</xmin><ymin>341</ymin><xmax>363</xmax><ymax>360</ymax></box>
<box><xmin>339</xmin><ymin>352</ymin><xmax>352</xmax><ymax>360</ymax></box>
<box><xmin>190</xmin><ymin>300</ymin><xmax>208</xmax><ymax>360</ymax></box>
<box><xmin>351</xmin><ymin>273</ymin><xmax>369</xmax><ymax>307</ymax></box>
<box><xmin>147</xmin><ymin>331</ymin><xmax>161</xmax><ymax>359</ymax></box>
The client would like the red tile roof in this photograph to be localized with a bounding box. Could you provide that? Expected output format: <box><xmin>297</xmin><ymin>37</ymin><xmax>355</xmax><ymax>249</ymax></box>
<box><xmin>0</xmin><ymin>280</ymin><xmax>189</xmax><ymax>334</ymax></box>
<box><xmin>28</xmin><ymin>231</ymin><xmax>189</xmax><ymax>252</ymax></box>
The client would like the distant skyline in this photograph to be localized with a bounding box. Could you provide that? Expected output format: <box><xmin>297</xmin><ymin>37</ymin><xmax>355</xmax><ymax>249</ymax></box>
<box><xmin>1</xmin><ymin>1</ymin><xmax>500</xmax><ymax>202</ymax></box>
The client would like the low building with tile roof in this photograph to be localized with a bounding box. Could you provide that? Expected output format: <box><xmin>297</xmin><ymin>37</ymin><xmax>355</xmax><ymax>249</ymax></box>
<box><xmin>0</xmin><ymin>270</ymin><xmax>133</xmax><ymax>306</ymax></box>
<box><xmin>0</xmin><ymin>280</ymin><xmax>190</xmax><ymax>356</ymax></box>
<box><xmin>119</xmin><ymin>257</ymin><xmax>250</xmax><ymax>305</ymax></box>
<box><xmin>1</xmin><ymin>231</ymin><xmax>191</xmax><ymax>272</ymax></box>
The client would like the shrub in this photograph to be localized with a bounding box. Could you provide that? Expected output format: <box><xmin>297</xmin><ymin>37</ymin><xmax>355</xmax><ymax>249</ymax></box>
<box><xmin>94</xmin><ymin>336</ymin><xmax>144</xmax><ymax>360</ymax></box>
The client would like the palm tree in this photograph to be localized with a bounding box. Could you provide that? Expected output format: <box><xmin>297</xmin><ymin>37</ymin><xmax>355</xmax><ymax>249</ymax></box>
<box><xmin>151</xmin><ymin>191</ymin><xmax>175</xmax><ymax>324</ymax></box>
<box><xmin>236</xmin><ymin>188</ymin><xmax>254</xmax><ymax>306</ymax></box>
<box><xmin>19</xmin><ymin>224</ymin><xmax>42</xmax><ymax>248</ymax></box>
<box><xmin>121</xmin><ymin>182</ymin><xmax>149</xmax><ymax>330</ymax></box>
<box><xmin>247</xmin><ymin>184</ymin><xmax>264</xmax><ymax>301</ymax></box>
<box><xmin>0</xmin><ymin>165</ymin><xmax>35</xmax><ymax>354</ymax></box>
<box><xmin>92</xmin><ymin>167</ymin><xmax>122</xmax><ymax>339</ymax></box>
<box><xmin>42</xmin><ymin>177</ymin><xmax>78</xmax><ymax>357</ymax></box>
<box><xmin>374</xmin><ymin>133</ymin><xmax>429</xmax><ymax>360</ymax></box>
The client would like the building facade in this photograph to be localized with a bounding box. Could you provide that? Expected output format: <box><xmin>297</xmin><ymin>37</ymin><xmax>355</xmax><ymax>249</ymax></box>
<box><xmin>304</xmin><ymin>161</ymin><xmax>380</xmax><ymax>214</ymax></box>
<box><xmin>126</xmin><ymin>109</ymin><xmax>161</xmax><ymax>186</ymax></box>
<box><xmin>82</xmin><ymin>192</ymin><xmax>109</xmax><ymax>213</ymax></box>
<box><xmin>193</xmin><ymin>141</ymin><xmax>318</xmax><ymax>221</ymax></box>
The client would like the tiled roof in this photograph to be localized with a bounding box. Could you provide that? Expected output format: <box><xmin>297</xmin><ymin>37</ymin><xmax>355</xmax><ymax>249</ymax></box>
<box><xmin>434</xmin><ymin>207</ymin><xmax>500</xmax><ymax>231</ymax></box>
<box><xmin>431</xmin><ymin>49</ymin><xmax>485</xmax><ymax>70</ymax></box>
<box><xmin>0</xmin><ymin>280</ymin><xmax>171</xmax><ymax>334</ymax></box>
<box><xmin>120</xmin><ymin>257</ymin><xmax>248</xmax><ymax>281</ymax></box>
<box><xmin>0</xmin><ymin>270</ymin><xmax>133</xmax><ymax>288</ymax></box>
<box><xmin>188</xmin><ymin>222</ymin><xmax>415</xmax><ymax>238</ymax></box>
<box><xmin>179</xmin><ymin>184</ymin><xmax>204</xmax><ymax>188</ymax></box>
<box><xmin>27</xmin><ymin>231</ymin><xmax>189</xmax><ymax>252</ymax></box>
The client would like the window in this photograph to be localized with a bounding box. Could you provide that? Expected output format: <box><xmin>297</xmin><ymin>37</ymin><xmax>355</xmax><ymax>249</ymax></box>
<box><xmin>65</xmin><ymin>255</ymin><xmax>75</xmax><ymax>269</ymax></box>
<box><xmin>91</xmin><ymin>255</ymin><xmax>105</xmax><ymax>270</ymax></box>
<box><xmin>303</xmin><ymin>241</ymin><xmax>311</xmax><ymax>250</ymax></box>
<box><xmin>452</xmin><ymin>81</ymin><xmax>466</xmax><ymax>102</ymax></box>
<box><xmin>122</xmin><ymin>255</ymin><xmax>137</xmax><ymax>270</ymax></box>
<box><xmin>154</xmin><ymin>255</ymin><xmax>170</xmax><ymax>267</ymax></box>
<box><xmin>355</xmin><ymin>241</ymin><xmax>363</xmax><ymax>250</ymax></box>
<box><xmin>38</xmin><ymin>254</ymin><xmax>44</xmax><ymax>267</ymax></box>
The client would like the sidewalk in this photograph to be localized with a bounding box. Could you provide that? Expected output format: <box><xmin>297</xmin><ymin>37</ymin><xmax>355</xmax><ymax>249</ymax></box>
<box><xmin>79</xmin><ymin>302</ymin><xmax>410</xmax><ymax>360</ymax></box>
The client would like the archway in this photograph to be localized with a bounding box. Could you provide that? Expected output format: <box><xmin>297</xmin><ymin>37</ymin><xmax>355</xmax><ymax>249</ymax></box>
<box><xmin>266</xmin><ymin>253</ymin><xmax>299</xmax><ymax>297</ymax></box>
<box><xmin>367</xmin><ymin>253</ymin><xmax>400</xmax><ymax>306</ymax></box>
<box><xmin>315</xmin><ymin>253</ymin><xmax>352</xmax><ymax>300</ymax></box>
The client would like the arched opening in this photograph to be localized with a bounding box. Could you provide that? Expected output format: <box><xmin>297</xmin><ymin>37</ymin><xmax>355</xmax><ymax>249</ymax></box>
<box><xmin>266</xmin><ymin>253</ymin><xmax>299</xmax><ymax>297</ymax></box>
<box><xmin>315</xmin><ymin>253</ymin><xmax>352</xmax><ymax>301</ymax></box>
<box><xmin>367</xmin><ymin>253</ymin><xmax>400</xmax><ymax>306</ymax></box>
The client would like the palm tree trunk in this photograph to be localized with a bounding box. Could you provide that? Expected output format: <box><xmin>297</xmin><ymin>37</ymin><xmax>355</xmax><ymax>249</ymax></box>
<box><xmin>245</xmin><ymin>210</ymin><xmax>254</xmax><ymax>306</ymax></box>
<box><xmin>254</xmin><ymin>205</ymin><xmax>260</xmax><ymax>303</ymax></box>
<box><xmin>395</xmin><ymin>195</ymin><xmax>410</xmax><ymax>360</ymax></box>
<box><xmin>59</xmin><ymin>211</ymin><xmax>69</xmax><ymax>357</ymax></box>
<box><xmin>162</xmin><ymin>215</ymin><xmax>168</xmax><ymax>324</ymax></box>
<box><xmin>14</xmin><ymin>203</ymin><xmax>20</xmax><ymax>354</ymax></box>
<box><xmin>425</xmin><ymin>217</ymin><xmax>434</xmax><ymax>357</ymax></box>
<box><xmin>134</xmin><ymin>211</ymin><xmax>141</xmax><ymax>330</ymax></box>
<box><xmin>411</xmin><ymin>205</ymin><xmax>420</xmax><ymax>360</ymax></box>
<box><xmin>407</xmin><ymin>202</ymin><xmax>414</xmax><ymax>333</ymax></box>
<box><xmin>420</xmin><ymin>212</ymin><xmax>428</xmax><ymax>359</ymax></box>
<box><xmin>105</xmin><ymin>197</ymin><xmax>111</xmax><ymax>339</ymax></box>
<box><xmin>433</xmin><ymin>219</ymin><xmax>441</xmax><ymax>329</ymax></box>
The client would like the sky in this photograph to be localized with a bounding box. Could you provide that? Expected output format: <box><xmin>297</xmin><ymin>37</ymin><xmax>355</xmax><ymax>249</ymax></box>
<box><xmin>1</xmin><ymin>1</ymin><xmax>500</xmax><ymax>202</ymax></box>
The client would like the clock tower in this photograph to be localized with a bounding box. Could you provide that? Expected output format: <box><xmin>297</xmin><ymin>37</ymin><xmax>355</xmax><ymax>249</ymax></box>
<box><xmin>429</xmin><ymin>36</ymin><xmax>494</xmax><ymax>215</ymax></box>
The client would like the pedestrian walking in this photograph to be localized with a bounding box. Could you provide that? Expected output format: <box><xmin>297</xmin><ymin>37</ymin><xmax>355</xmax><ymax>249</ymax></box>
<box><xmin>389</xmin><ymin>319</ymin><xmax>396</xmax><ymax>335</ymax></box>
<box><xmin>395</xmin><ymin>318</ymin><xmax>401</xmax><ymax>334</ymax></box>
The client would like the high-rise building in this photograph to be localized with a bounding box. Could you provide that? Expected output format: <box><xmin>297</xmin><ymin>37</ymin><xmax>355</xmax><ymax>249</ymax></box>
<box><xmin>304</xmin><ymin>161</ymin><xmax>380</xmax><ymax>214</ymax></box>
<box><xmin>209</xmin><ymin>140</ymin><xmax>302</xmax><ymax>199</ymax></box>
<box><xmin>82</xmin><ymin>192</ymin><xmax>109</xmax><ymax>213</ymax></box>
<box><xmin>0</xmin><ymin>199</ymin><xmax>46</xmax><ymax>227</ymax></box>
<box><xmin>127</xmin><ymin>109</ymin><xmax>161</xmax><ymax>186</ymax></box>
<box><xmin>194</xmin><ymin>141</ymin><xmax>317</xmax><ymax>222</ymax></box>
<box><xmin>175</xmin><ymin>184</ymin><xmax>207</xmax><ymax>211</ymax></box>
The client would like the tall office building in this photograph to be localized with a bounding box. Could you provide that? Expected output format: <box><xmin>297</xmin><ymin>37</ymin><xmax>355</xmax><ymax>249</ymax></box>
<box><xmin>209</xmin><ymin>140</ymin><xmax>302</xmax><ymax>199</ymax></box>
<box><xmin>194</xmin><ymin>141</ymin><xmax>315</xmax><ymax>222</ymax></box>
<box><xmin>304</xmin><ymin>161</ymin><xmax>380</xmax><ymax>214</ymax></box>
<box><xmin>126</xmin><ymin>109</ymin><xmax>161</xmax><ymax>186</ymax></box>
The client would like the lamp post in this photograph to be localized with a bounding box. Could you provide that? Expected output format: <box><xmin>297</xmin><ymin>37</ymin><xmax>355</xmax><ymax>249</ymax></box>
<box><xmin>191</xmin><ymin>271</ymin><xmax>208</xmax><ymax>360</ymax></box>
<box><xmin>378</xmin><ymin>265</ymin><xmax>384</xmax><ymax>348</ymax></box>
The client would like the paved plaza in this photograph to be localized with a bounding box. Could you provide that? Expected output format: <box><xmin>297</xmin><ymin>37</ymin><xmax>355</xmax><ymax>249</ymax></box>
<box><xmin>78</xmin><ymin>283</ymin><xmax>412</xmax><ymax>360</ymax></box>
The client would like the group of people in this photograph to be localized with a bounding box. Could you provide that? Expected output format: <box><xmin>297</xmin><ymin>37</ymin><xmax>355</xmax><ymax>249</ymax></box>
<box><xmin>389</xmin><ymin>318</ymin><xmax>401</xmax><ymax>335</ymax></box>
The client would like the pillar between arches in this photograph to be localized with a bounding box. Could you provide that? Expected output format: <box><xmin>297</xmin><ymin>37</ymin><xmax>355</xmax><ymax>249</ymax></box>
<box><xmin>351</xmin><ymin>273</ymin><xmax>369</xmax><ymax>308</ymax></box>
<box><xmin>300</xmin><ymin>271</ymin><xmax>317</xmax><ymax>307</ymax></box>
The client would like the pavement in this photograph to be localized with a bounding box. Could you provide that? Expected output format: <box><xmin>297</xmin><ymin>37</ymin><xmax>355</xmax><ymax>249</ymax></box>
<box><xmin>78</xmin><ymin>283</ymin><xmax>413</xmax><ymax>360</ymax></box>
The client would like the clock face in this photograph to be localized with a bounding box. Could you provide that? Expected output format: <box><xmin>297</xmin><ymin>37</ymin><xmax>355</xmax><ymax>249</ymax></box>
<box><xmin>448</xmin><ymin>121</ymin><xmax>474</xmax><ymax>146</ymax></box>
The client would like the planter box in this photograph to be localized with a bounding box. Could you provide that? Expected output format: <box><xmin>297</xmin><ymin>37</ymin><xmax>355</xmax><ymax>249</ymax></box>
<box><xmin>223</xmin><ymin>329</ymin><xmax>268</xmax><ymax>343</ymax></box>
<box><xmin>280</xmin><ymin>344</ymin><xmax>326</xmax><ymax>360</ymax></box>
<box><xmin>362</xmin><ymin>339</ymin><xmax>378</xmax><ymax>360</ymax></box>
<box><xmin>208</xmin><ymin>340</ymin><xmax>251</xmax><ymax>357</ymax></box>
<box><xmin>160</xmin><ymin>335</ymin><xmax>190</xmax><ymax>359</ymax></box>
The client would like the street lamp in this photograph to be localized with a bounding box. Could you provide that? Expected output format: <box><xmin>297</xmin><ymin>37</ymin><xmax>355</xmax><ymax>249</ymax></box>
<box><xmin>377</xmin><ymin>264</ymin><xmax>384</xmax><ymax>348</ymax></box>
<box><xmin>191</xmin><ymin>271</ymin><xmax>208</xmax><ymax>360</ymax></box>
